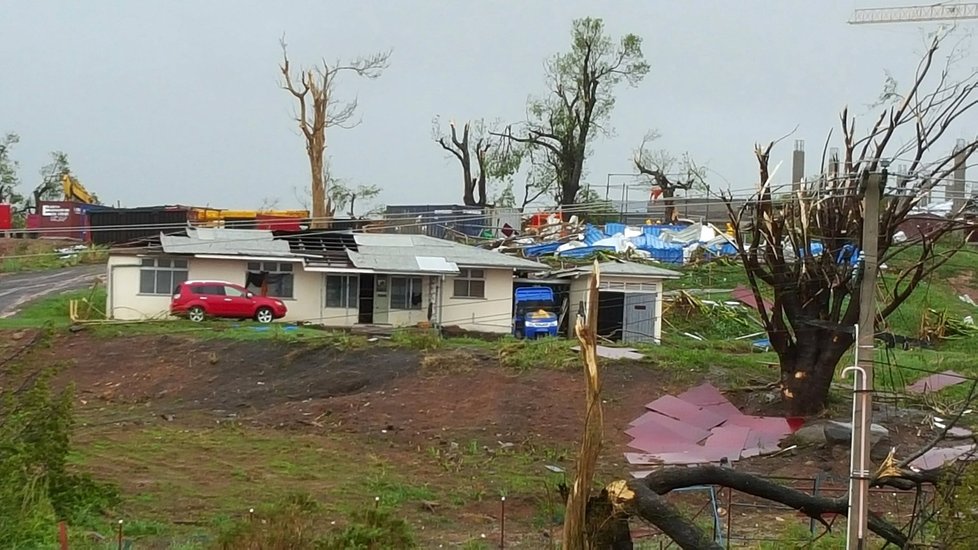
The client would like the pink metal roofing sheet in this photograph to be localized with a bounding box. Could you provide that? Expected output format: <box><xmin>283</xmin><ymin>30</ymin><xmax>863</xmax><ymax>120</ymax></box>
<box><xmin>645</xmin><ymin>394</ymin><xmax>726</xmax><ymax>430</ymax></box>
<box><xmin>625</xmin><ymin>412</ymin><xmax>712</xmax><ymax>444</ymax></box>
<box><xmin>906</xmin><ymin>371</ymin><xmax>968</xmax><ymax>394</ymax></box>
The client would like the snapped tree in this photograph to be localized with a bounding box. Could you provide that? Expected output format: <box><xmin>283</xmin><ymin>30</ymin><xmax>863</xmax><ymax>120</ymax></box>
<box><xmin>726</xmin><ymin>30</ymin><xmax>978</xmax><ymax>416</ymax></box>
<box><xmin>495</xmin><ymin>17</ymin><xmax>649</xmax><ymax>206</ymax></box>
<box><xmin>633</xmin><ymin>132</ymin><xmax>706</xmax><ymax>223</ymax></box>
<box><xmin>280</xmin><ymin>37</ymin><xmax>389</xmax><ymax>228</ymax></box>
<box><xmin>0</xmin><ymin>133</ymin><xmax>21</xmax><ymax>206</ymax></box>
<box><xmin>432</xmin><ymin>117</ymin><xmax>524</xmax><ymax>207</ymax></box>
<box><xmin>33</xmin><ymin>151</ymin><xmax>71</xmax><ymax>209</ymax></box>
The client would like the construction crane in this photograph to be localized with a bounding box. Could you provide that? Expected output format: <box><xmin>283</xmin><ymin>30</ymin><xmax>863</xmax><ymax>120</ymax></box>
<box><xmin>850</xmin><ymin>2</ymin><xmax>978</xmax><ymax>24</ymax></box>
<box><xmin>61</xmin><ymin>174</ymin><xmax>98</xmax><ymax>204</ymax></box>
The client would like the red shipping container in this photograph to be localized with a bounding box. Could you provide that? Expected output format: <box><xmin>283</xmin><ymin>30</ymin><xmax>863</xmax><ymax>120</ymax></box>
<box><xmin>0</xmin><ymin>203</ymin><xmax>11</xmax><ymax>230</ymax></box>
<box><xmin>33</xmin><ymin>201</ymin><xmax>92</xmax><ymax>241</ymax></box>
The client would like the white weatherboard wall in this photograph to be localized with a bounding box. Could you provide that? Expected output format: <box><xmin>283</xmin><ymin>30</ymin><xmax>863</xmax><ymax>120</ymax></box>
<box><xmin>107</xmin><ymin>253</ymin><xmax>517</xmax><ymax>330</ymax></box>
<box><xmin>440</xmin><ymin>268</ymin><xmax>514</xmax><ymax>333</ymax></box>
<box><xmin>107</xmin><ymin>254</ymin><xmax>315</xmax><ymax>322</ymax></box>
<box><xmin>106</xmin><ymin>255</ymin><xmax>171</xmax><ymax>320</ymax></box>
<box><xmin>567</xmin><ymin>275</ymin><xmax>665</xmax><ymax>343</ymax></box>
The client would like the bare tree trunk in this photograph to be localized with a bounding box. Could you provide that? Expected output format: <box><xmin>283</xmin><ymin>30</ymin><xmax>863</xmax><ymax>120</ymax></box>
<box><xmin>475</xmin><ymin>175</ymin><xmax>487</xmax><ymax>207</ymax></box>
<box><xmin>662</xmin><ymin>188</ymin><xmax>677</xmax><ymax>224</ymax></box>
<box><xmin>779</xmin><ymin>332</ymin><xmax>852</xmax><ymax>415</ymax></box>
<box><xmin>309</xmin><ymin>135</ymin><xmax>328</xmax><ymax>228</ymax></box>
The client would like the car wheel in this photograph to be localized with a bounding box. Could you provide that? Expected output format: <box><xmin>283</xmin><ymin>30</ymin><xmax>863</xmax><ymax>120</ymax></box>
<box><xmin>255</xmin><ymin>307</ymin><xmax>274</xmax><ymax>324</ymax></box>
<box><xmin>188</xmin><ymin>306</ymin><xmax>205</xmax><ymax>323</ymax></box>
<box><xmin>514</xmin><ymin>328</ymin><xmax>523</xmax><ymax>339</ymax></box>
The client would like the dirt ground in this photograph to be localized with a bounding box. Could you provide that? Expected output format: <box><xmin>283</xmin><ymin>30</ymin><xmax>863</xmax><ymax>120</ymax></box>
<box><xmin>42</xmin><ymin>331</ymin><xmax>678</xmax><ymax>452</ymax></box>
<box><xmin>3</xmin><ymin>329</ymin><xmax>944</xmax><ymax>547</ymax></box>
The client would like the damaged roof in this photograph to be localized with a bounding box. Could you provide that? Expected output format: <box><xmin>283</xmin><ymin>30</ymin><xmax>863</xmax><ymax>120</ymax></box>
<box><xmin>351</xmin><ymin>233</ymin><xmax>548</xmax><ymax>272</ymax></box>
<box><xmin>554</xmin><ymin>260</ymin><xmax>682</xmax><ymax>280</ymax></box>
<box><xmin>159</xmin><ymin>227</ymin><xmax>294</xmax><ymax>257</ymax></box>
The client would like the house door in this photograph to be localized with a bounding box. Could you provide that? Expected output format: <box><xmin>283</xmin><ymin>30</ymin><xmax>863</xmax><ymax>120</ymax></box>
<box><xmin>372</xmin><ymin>275</ymin><xmax>389</xmax><ymax>324</ymax></box>
<box><xmin>358</xmin><ymin>274</ymin><xmax>374</xmax><ymax>324</ymax></box>
<box><xmin>622</xmin><ymin>292</ymin><xmax>657</xmax><ymax>344</ymax></box>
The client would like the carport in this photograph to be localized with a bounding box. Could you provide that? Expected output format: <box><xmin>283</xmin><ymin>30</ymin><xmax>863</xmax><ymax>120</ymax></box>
<box><xmin>551</xmin><ymin>261</ymin><xmax>682</xmax><ymax>344</ymax></box>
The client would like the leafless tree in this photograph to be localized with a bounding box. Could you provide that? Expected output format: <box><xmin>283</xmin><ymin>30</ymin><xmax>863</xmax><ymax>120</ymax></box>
<box><xmin>433</xmin><ymin>117</ymin><xmax>525</xmax><ymax>208</ymax></box>
<box><xmin>434</xmin><ymin>118</ymin><xmax>492</xmax><ymax>207</ymax></box>
<box><xmin>725</xmin><ymin>30</ymin><xmax>978</xmax><ymax>416</ymax></box>
<box><xmin>633</xmin><ymin>132</ymin><xmax>706</xmax><ymax>223</ymax></box>
<box><xmin>280</xmin><ymin>37</ymin><xmax>389</xmax><ymax>228</ymax></box>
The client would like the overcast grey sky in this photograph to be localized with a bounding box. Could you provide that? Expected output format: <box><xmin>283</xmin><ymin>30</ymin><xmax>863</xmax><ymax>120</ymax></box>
<box><xmin>1</xmin><ymin>1</ymin><xmax>974</xmax><ymax>211</ymax></box>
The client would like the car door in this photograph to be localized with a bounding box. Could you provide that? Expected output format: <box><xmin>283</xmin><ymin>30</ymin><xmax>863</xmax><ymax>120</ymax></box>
<box><xmin>190</xmin><ymin>284</ymin><xmax>217</xmax><ymax>312</ymax></box>
<box><xmin>200</xmin><ymin>285</ymin><xmax>233</xmax><ymax>317</ymax></box>
<box><xmin>222</xmin><ymin>285</ymin><xmax>254</xmax><ymax>318</ymax></box>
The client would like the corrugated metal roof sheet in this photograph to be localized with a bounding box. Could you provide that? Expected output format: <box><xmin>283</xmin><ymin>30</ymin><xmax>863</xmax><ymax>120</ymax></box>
<box><xmin>160</xmin><ymin>228</ymin><xmax>294</xmax><ymax>257</ymax></box>
<box><xmin>350</xmin><ymin>233</ymin><xmax>548</xmax><ymax>271</ymax></box>
<box><xmin>557</xmin><ymin>261</ymin><xmax>682</xmax><ymax>279</ymax></box>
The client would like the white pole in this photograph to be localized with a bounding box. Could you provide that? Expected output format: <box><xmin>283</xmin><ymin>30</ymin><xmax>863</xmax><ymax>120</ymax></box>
<box><xmin>844</xmin><ymin>324</ymin><xmax>869</xmax><ymax>549</ymax></box>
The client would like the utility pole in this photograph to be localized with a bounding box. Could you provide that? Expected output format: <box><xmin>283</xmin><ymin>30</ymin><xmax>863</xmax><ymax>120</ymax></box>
<box><xmin>847</xmin><ymin>165</ymin><xmax>885</xmax><ymax>549</ymax></box>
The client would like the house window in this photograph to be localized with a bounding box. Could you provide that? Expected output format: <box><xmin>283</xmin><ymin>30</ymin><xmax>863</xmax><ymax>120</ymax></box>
<box><xmin>325</xmin><ymin>275</ymin><xmax>358</xmax><ymax>308</ymax></box>
<box><xmin>139</xmin><ymin>258</ymin><xmax>188</xmax><ymax>295</ymax></box>
<box><xmin>246</xmin><ymin>261</ymin><xmax>294</xmax><ymax>298</ymax></box>
<box><xmin>390</xmin><ymin>276</ymin><xmax>423</xmax><ymax>310</ymax></box>
<box><xmin>452</xmin><ymin>268</ymin><xmax>485</xmax><ymax>298</ymax></box>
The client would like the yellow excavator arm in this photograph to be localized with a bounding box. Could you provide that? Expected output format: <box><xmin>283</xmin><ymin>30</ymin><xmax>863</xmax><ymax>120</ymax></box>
<box><xmin>61</xmin><ymin>174</ymin><xmax>96</xmax><ymax>204</ymax></box>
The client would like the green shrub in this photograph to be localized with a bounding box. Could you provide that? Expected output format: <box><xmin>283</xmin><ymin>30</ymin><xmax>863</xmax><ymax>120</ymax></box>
<box><xmin>217</xmin><ymin>493</ymin><xmax>416</xmax><ymax>550</ymax></box>
<box><xmin>391</xmin><ymin>328</ymin><xmax>442</xmax><ymax>350</ymax></box>
<box><xmin>0</xmin><ymin>368</ymin><xmax>119</xmax><ymax>547</ymax></box>
<box><xmin>319</xmin><ymin>508</ymin><xmax>415</xmax><ymax>549</ymax></box>
<box><xmin>497</xmin><ymin>338</ymin><xmax>576</xmax><ymax>371</ymax></box>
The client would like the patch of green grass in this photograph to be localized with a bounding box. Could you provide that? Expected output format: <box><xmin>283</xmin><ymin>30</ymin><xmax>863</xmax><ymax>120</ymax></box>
<box><xmin>667</xmin><ymin>259</ymin><xmax>749</xmax><ymax>292</ymax></box>
<box><xmin>637</xmin><ymin>339</ymin><xmax>777</xmax><ymax>386</ymax></box>
<box><xmin>757</xmin><ymin>521</ymin><xmax>847</xmax><ymax>549</ymax></box>
<box><xmin>0</xmin><ymin>287</ymin><xmax>106</xmax><ymax>329</ymax></box>
<box><xmin>70</xmin><ymin>424</ymin><xmax>431</xmax><ymax>533</ymax></box>
<box><xmin>497</xmin><ymin>337</ymin><xmax>577</xmax><ymax>371</ymax></box>
<box><xmin>365</xmin><ymin>470</ymin><xmax>436</xmax><ymax>507</ymax></box>
<box><xmin>87</xmin><ymin>319</ymin><xmax>341</xmax><ymax>344</ymax></box>
<box><xmin>390</xmin><ymin>327</ymin><xmax>443</xmax><ymax>350</ymax></box>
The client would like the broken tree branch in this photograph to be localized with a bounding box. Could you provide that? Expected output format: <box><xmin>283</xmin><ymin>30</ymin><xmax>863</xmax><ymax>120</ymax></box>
<box><xmin>563</xmin><ymin>261</ymin><xmax>604</xmax><ymax>550</ymax></box>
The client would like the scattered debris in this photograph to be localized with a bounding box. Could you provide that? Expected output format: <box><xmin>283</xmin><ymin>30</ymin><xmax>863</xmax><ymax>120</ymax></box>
<box><xmin>731</xmin><ymin>285</ymin><xmax>773</xmax><ymax>313</ymax></box>
<box><xmin>947</xmin><ymin>426</ymin><xmax>974</xmax><ymax>439</ymax></box>
<box><xmin>511</xmin><ymin>221</ymin><xmax>737</xmax><ymax>265</ymax></box>
<box><xmin>570</xmin><ymin>345</ymin><xmax>643</xmax><ymax>361</ymax></box>
<box><xmin>624</xmin><ymin>383</ymin><xmax>802</xmax><ymax>470</ymax></box>
<box><xmin>919</xmin><ymin>308</ymin><xmax>978</xmax><ymax>341</ymax></box>
<box><xmin>960</xmin><ymin>294</ymin><xmax>977</xmax><ymax>307</ymax></box>
<box><xmin>906</xmin><ymin>370</ymin><xmax>968</xmax><ymax>394</ymax></box>
<box><xmin>909</xmin><ymin>444</ymin><xmax>977</xmax><ymax>470</ymax></box>
<box><xmin>55</xmin><ymin>244</ymin><xmax>90</xmax><ymax>260</ymax></box>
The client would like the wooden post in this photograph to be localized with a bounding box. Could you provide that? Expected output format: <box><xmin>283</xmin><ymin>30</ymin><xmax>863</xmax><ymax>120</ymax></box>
<box><xmin>562</xmin><ymin>261</ymin><xmax>603</xmax><ymax>549</ymax></box>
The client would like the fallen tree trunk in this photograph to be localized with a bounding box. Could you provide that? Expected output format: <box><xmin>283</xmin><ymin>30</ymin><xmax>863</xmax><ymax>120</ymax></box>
<box><xmin>606</xmin><ymin>465</ymin><xmax>908</xmax><ymax>548</ymax></box>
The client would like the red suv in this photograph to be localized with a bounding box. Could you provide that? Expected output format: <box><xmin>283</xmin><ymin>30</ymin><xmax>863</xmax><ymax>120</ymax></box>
<box><xmin>170</xmin><ymin>281</ymin><xmax>288</xmax><ymax>323</ymax></box>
